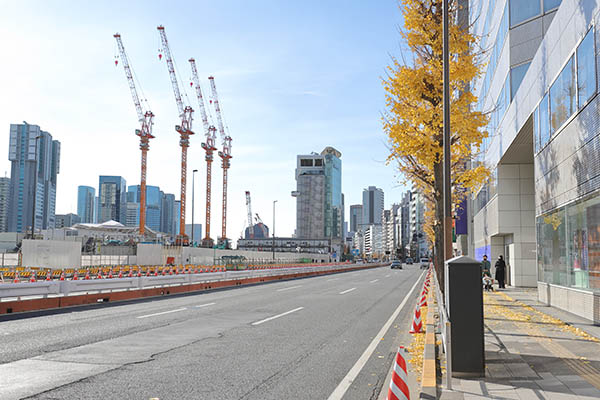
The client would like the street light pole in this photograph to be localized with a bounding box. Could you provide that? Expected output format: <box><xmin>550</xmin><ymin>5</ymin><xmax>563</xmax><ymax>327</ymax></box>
<box><xmin>272</xmin><ymin>200</ymin><xmax>277</xmax><ymax>260</ymax></box>
<box><xmin>443</xmin><ymin>0</ymin><xmax>453</xmax><ymax>262</ymax></box>
<box><xmin>30</xmin><ymin>135</ymin><xmax>42</xmax><ymax>239</ymax></box>
<box><xmin>191</xmin><ymin>169</ymin><xmax>198</xmax><ymax>246</ymax></box>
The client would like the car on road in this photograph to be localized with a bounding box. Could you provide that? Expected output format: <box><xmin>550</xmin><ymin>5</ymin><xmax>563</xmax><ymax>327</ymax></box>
<box><xmin>390</xmin><ymin>260</ymin><xmax>402</xmax><ymax>269</ymax></box>
<box><xmin>420</xmin><ymin>258</ymin><xmax>430</xmax><ymax>269</ymax></box>
<box><xmin>405</xmin><ymin>257</ymin><xmax>413</xmax><ymax>265</ymax></box>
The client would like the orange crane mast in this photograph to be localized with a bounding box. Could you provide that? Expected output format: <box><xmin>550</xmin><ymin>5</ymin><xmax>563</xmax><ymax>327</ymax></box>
<box><xmin>157</xmin><ymin>26</ymin><xmax>194</xmax><ymax>245</ymax></box>
<box><xmin>208</xmin><ymin>76</ymin><xmax>232</xmax><ymax>244</ymax></box>
<box><xmin>113</xmin><ymin>33</ymin><xmax>154</xmax><ymax>236</ymax></box>
<box><xmin>189</xmin><ymin>58</ymin><xmax>217</xmax><ymax>247</ymax></box>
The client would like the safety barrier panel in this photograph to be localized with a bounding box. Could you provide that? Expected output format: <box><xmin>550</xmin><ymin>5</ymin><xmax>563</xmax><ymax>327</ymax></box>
<box><xmin>0</xmin><ymin>281</ymin><xmax>61</xmax><ymax>298</ymax></box>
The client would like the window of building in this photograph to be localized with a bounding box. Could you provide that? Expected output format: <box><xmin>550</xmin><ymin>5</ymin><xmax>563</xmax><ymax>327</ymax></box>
<box><xmin>537</xmin><ymin>208</ymin><xmax>567</xmax><ymax>285</ymax></box>
<box><xmin>543</xmin><ymin>0</ymin><xmax>562</xmax><ymax>12</ymax></box>
<box><xmin>314</xmin><ymin>159</ymin><xmax>323</xmax><ymax>166</ymax></box>
<box><xmin>510</xmin><ymin>0</ymin><xmax>541</xmax><ymax>27</ymax></box>
<box><xmin>300</xmin><ymin>159</ymin><xmax>313</xmax><ymax>167</ymax></box>
<box><xmin>550</xmin><ymin>56</ymin><xmax>575</xmax><ymax>135</ymax></box>
<box><xmin>510</xmin><ymin>62</ymin><xmax>531</xmax><ymax>99</ymax></box>
<box><xmin>539</xmin><ymin>93</ymin><xmax>550</xmax><ymax>149</ymax></box>
<box><xmin>577</xmin><ymin>29</ymin><xmax>596</xmax><ymax>108</ymax></box>
<box><xmin>533</xmin><ymin>104</ymin><xmax>540</xmax><ymax>153</ymax></box>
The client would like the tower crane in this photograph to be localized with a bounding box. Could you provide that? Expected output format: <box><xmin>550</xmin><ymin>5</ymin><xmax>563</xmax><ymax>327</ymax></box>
<box><xmin>208</xmin><ymin>76</ymin><xmax>232</xmax><ymax>245</ymax></box>
<box><xmin>157</xmin><ymin>26</ymin><xmax>194</xmax><ymax>245</ymax></box>
<box><xmin>245</xmin><ymin>191</ymin><xmax>253</xmax><ymax>239</ymax></box>
<box><xmin>113</xmin><ymin>33</ymin><xmax>154</xmax><ymax>236</ymax></box>
<box><xmin>189</xmin><ymin>58</ymin><xmax>217</xmax><ymax>247</ymax></box>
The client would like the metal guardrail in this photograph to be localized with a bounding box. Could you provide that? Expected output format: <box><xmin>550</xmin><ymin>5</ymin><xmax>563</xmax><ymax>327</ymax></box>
<box><xmin>0</xmin><ymin>264</ymin><xmax>364</xmax><ymax>301</ymax></box>
<box><xmin>431</xmin><ymin>263</ymin><xmax>452</xmax><ymax>390</ymax></box>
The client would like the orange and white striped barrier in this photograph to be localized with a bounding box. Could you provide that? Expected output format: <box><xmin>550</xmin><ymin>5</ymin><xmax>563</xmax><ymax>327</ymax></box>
<box><xmin>387</xmin><ymin>346</ymin><xmax>410</xmax><ymax>400</ymax></box>
<box><xmin>409</xmin><ymin>303</ymin><xmax>423</xmax><ymax>334</ymax></box>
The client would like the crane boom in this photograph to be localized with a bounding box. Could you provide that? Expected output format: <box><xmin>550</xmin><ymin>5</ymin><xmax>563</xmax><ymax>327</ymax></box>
<box><xmin>189</xmin><ymin>58</ymin><xmax>211</xmax><ymax>136</ymax></box>
<box><xmin>208</xmin><ymin>76</ymin><xmax>232</xmax><ymax>242</ymax></box>
<box><xmin>157</xmin><ymin>25</ymin><xmax>194</xmax><ymax>245</ymax></box>
<box><xmin>114</xmin><ymin>33</ymin><xmax>154</xmax><ymax>236</ymax></box>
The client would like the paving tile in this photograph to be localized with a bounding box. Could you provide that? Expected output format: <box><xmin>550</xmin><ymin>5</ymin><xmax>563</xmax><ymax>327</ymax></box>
<box><xmin>504</xmin><ymin>362</ymin><xmax>539</xmax><ymax>379</ymax></box>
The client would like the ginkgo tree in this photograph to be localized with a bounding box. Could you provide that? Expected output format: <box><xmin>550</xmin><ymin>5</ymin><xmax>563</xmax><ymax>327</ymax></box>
<box><xmin>383</xmin><ymin>0</ymin><xmax>490</xmax><ymax>280</ymax></box>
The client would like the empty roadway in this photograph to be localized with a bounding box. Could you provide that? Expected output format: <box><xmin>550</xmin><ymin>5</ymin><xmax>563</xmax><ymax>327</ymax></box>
<box><xmin>0</xmin><ymin>263</ymin><xmax>423</xmax><ymax>400</ymax></box>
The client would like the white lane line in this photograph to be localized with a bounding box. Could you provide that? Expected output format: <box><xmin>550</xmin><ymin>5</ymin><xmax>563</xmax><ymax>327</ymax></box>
<box><xmin>136</xmin><ymin>308</ymin><xmax>187</xmax><ymax>319</ymax></box>
<box><xmin>327</xmin><ymin>278</ymin><xmax>339</xmax><ymax>282</ymax></box>
<box><xmin>251</xmin><ymin>307</ymin><xmax>304</xmax><ymax>326</ymax></box>
<box><xmin>327</xmin><ymin>270</ymin><xmax>424</xmax><ymax>400</ymax></box>
<box><xmin>195</xmin><ymin>302</ymin><xmax>216</xmax><ymax>308</ymax></box>
<box><xmin>385</xmin><ymin>274</ymin><xmax>391</xmax><ymax>278</ymax></box>
<box><xmin>369</xmin><ymin>279</ymin><xmax>379</xmax><ymax>283</ymax></box>
<box><xmin>339</xmin><ymin>287</ymin><xmax>356</xmax><ymax>295</ymax></box>
<box><xmin>277</xmin><ymin>285</ymin><xmax>302</xmax><ymax>292</ymax></box>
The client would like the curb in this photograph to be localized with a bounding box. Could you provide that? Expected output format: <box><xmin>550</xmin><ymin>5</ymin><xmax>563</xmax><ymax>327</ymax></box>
<box><xmin>0</xmin><ymin>264</ymin><xmax>383</xmax><ymax>315</ymax></box>
<box><xmin>419</xmin><ymin>288</ymin><xmax>437</xmax><ymax>399</ymax></box>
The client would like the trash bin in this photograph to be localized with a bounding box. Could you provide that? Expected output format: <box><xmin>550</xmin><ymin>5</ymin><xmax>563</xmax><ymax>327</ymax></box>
<box><xmin>445</xmin><ymin>255</ymin><xmax>484</xmax><ymax>377</ymax></box>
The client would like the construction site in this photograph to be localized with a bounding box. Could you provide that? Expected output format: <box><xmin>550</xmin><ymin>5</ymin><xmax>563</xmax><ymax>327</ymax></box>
<box><xmin>112</xmin><ymin>26</ymin><xmax>244</xmax><ymax>250</ymax></box>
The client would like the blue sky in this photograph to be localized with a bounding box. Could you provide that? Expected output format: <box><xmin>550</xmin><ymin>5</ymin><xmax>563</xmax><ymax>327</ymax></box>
<box><xmin>0</xmin><ymin>0</ymin><xmax>408</xmax><ymax>239</ymax></box>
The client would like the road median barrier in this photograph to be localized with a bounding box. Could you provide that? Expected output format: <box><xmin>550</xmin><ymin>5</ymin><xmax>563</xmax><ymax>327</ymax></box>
<box><xmin>0</xmin><ymin>263</ymin><xmax>383</xmax><ymax>315</ymax></box>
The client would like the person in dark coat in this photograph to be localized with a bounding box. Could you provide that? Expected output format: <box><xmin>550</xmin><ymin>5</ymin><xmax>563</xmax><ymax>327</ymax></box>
<box><xmin>495</xmin><ymin>255</ymin><xmax>506</xmax><ymax>289</ymax></box>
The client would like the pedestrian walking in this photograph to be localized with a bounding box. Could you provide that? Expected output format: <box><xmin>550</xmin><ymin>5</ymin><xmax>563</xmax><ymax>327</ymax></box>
<box><xmin>495</xmin><ymin>255</ymin><xmax>506</xmax><ymax>289</ymax></box>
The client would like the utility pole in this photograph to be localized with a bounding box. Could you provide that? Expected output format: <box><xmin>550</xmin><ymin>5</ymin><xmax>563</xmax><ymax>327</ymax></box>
<box><xmin>272</xmin><ymin>200</ymin><xmax>277</xmax><ymax>260</ymax></box>
<box><xmin>443</xmin><ymin>0</ymin><xmax>453</xmax><ymax>263</ymax></box>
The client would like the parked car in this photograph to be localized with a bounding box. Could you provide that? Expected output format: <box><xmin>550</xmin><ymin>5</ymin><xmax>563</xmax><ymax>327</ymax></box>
<box><xmin>420</xmin><ymin>258</ymin><xmax>430</xmax><ymax>269</ymax></box>
<box><xmin>390</xmin><ymin>260</ymin><xmax>403</xmax><ymax>269</ymax></box>
<box><xmin>405</xmin><ymin>257</ymin><xmax>413</xmax><ymax>265</ymax></box>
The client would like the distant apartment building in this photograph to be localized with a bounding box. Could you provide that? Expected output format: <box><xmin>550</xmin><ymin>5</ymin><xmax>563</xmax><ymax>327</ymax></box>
<box><xmin>126</xmin><ymin>185</ymin><xmax>162</xmax><ymax>232</ymax></box>
<box><xmin>364</xmin><ymin>224</ymin><xmax>383</xmax><ymax>258</ymax></box>
<box><xmin>382</xmin><ymin>204</ymin><xmax>401</xmax><ymax>258</ymax></box>
<box><xmin>55</xmin><ymin>213</ymin><xmax>81</xmax><ymax>228</ymax></box>
<box><xmin>361</xmin><ymin>186</ymin><xmax>384</xmax><ymax>228</ymax></box>
<box><xmin>410</xmin><ymin>190</ymin><xmax>428</xmax><ymax>259</ymax></box>
<box><xmin>294</xmin><ymin>147</ymin><xmax>345</xmax><ymax>253</ymax></box>
<box><xmin>0</xmin><ymin>177</ymin><xmax>10</xmax><ymax>232</ymax></box>
<box><xmin>98</xmin><ymin>176</ymin><xmax>127</xmax><ymax>224</ymax></box>
<box><xmin>349</xmin><ymin>204</ymin><xmax>363</xmax><ymax>234</ymax></box>
<box><xmin>8</xmin><ymin>122</ymin><xmax>60</xmax><ymax>233</ymax></box>
<box><xmin>77</xmin><ymin>186</ymin><xmax>95</xmax><ymax>223</ymax></box>
<box><xmin>185</xmin><ymin>224</ymin><xmax>203</xmax><ymax>244</ymax></box>
<box><xmin>399</xmin><ymin>191</ymin><xmax>412</xmax><ymax>256</ymax></box>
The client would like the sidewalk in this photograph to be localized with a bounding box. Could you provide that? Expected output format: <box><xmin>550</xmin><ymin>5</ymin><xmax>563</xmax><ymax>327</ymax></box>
<box><xmin>439</xmin><ymin>287</ymin><xmax>600</xmax><ymax>399</ymax></box>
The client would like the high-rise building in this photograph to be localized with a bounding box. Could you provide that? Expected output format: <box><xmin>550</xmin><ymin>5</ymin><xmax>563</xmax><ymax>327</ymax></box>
<box><xmin>185</xmin><ymin>224</ymin><xmax>203</xmax><ymax>244</ymax></box>
<box><xmin>174</xmin><ymin>200</ymin><xmax>181</xmax><ymax>236</ymax></box>
<box><xmin>8</xmin><ymin>122</ymin><xmax>60</xmax><ymax>233</ymax></box>
<box><xmin>361</xmin><ymin>186</ymin><xmax>384</xmax><ymax>228</ymax></box>
<box><xmin>349</xmin><ymin>204</ymin><xmax>363</xmax><ymax>234</ymax></box>
<box><xmin>294</xmin><ymin>146</ymin><xmax>344</xmax><ymax>252</ymax></box>
<box><xmin>126</xmin><ymin>185</ymin><xmax>162</xmax><ymax>232</ymax></box>
<box><xmin>98</xmin><ymin>176</ymin><xmax>126</xmax><ymax>224</ymax></box>
<box><xmin>77</xmin><ymin>186</ymin><xmax>95</xmax><ymax>223</ymax></box>
<box><xmin>295</xmin><ymin>153</ymin><xmax>326</xmax><ymax>239</ymax></box>
<box><xmin>55</xmin><ymin>213</ymin><xmax>81</xmax><ymax>228</ymax></box>
<box><xmin>161</xmin><ymin>193</ymin><xmax>176</xmax><ymax>235</ymax></box>
<box><xmin>0</xmin><ymin>177</ymin><xmax>10</xmax><ymax>232</ymax></box>
<box><xmin>364</xmin><ymin>224</ymin><xmax>383</xmax><ymax>258</ymax></box>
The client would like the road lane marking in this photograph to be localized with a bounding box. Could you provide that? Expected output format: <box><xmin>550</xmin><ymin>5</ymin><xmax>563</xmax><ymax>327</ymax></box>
<box><xmin>339</xmin><ymin>288</ymin><xmax>356</xmax><ymax>295</ymax></box>
<box><xmin>385</xmin><ymin>274</ymin><xmax>391</xmax><ymax>278</ymax></box>
<box><xmin>327</xmin><ymin>278</ymin><xmax>339</xmax><ymax>282</ymax></box>
<box><xmin>136</xmin><ymin>308</ymin><xmax>187</xmax><ymax>319</ymax></box>
<box><xmin>327</xmin><ymin>270</ymin><xmax>425</xmax><ymax>400</ymax></box>
<box><xmin>370</xmin><ymin>279</ymin><xmax>379</xmax><ymax>283</ymax></box>
<box><xmin>195</xmin><ymin>302</ymin><xmax>216</xmax><ymax>308</ymax></box>
<box><xmin>251</xmin><ymin>307</ymin><xmax>304</xmax><ymax>326</ymax></box>
<box><xmin>277</xmin><ymin>285</ymin><xmax>302</xmax><ymax>292</ymax></box>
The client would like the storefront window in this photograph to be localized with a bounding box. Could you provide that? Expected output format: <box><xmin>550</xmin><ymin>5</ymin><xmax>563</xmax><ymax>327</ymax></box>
<box><xmin>577</xmin><ymin>29</ymin><xmax>596</xmax><ymax>108</ymax></box>
<box><xmin>537</xmin><ymin>208</ymin><xmax>567</xmax><ymax>286</ymax></box>
<box><xmin>550</xmin><ymin>56</ymin><xmax>575</xmax><ymax>135</ymax></box>
<box><xmin>538</xmin><ymin>192</ymin><xmax>600</xmax><ymax>291</ymax></box>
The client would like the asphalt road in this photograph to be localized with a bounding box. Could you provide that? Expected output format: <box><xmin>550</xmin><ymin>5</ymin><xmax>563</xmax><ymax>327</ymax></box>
<box><xmin>0</xmin><ymin>263</ymin><xmax>424</xmax><ymax>400</ymax></box>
